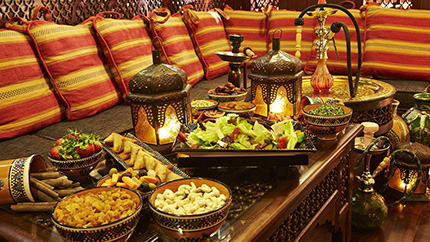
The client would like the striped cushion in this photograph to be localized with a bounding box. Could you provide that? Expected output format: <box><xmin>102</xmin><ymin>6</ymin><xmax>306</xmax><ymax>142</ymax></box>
<box><xmin>0</xmin><ymin>30</ymin><xmax>63</xmax><ymax>139</ymax></box>
<box><xmin>183</xmin><ymin>9</ymin><xmax>230</xmax><ymax>80</ymax></box>
<box><xmin>223</xmin><ymin>5</ymin><xmax>269</xmax><ymax>58</ymax></box>
<box><xmin>306</xmin><ymin>9</ymin><xmax>365</xmax><ymax>75</ymax></box>
<box><xmin>93</xmin><ymin>17</ymin><xmax>153</xmax><ymax>96</ymax></box>
<box><xmin>28</xmin><ymin>20</ymin><xmax>121</xmax><ymax>120</ymax></box>
<box><xmin>150</xmin><ymin>9</ymin><xmax>204</xmax><ymax>85</ymax></box>
<box><xmin>362</xmin><ymin>5</ymin><xmax>430</xmax><ymax>80</ymax></box>
<box><xmin>267</xmin><ymin>9</ymin><xmax>315</xmax><ymax>64</ymax></box>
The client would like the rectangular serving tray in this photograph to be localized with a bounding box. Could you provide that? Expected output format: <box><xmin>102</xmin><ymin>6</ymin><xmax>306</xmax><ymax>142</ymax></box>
<box><xmin>172</xmin><ymin>121</ymin><xmax>317</xmax><ymax>167</ymax></box>
<box><xmin>103</xmin><ymin>133</ymin><xmax>189</xmax><ymax>178</ymax></box>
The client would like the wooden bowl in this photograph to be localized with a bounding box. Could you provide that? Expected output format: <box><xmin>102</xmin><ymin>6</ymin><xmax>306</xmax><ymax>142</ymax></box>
<box><xmin>52</xmin><ymin>186</ymin><xmax>142</xmax><ymax>242</ymax></box>
<box><xmin>148</xmin><ymin>178</ymin><xmax>232</xmax><ymax>241</ymax></box>
<box><xmin>48</xmin><ymin>150</ymin><xmax>103</xmax><ymax>181</ymax></box>
<box><xmin>302</xmin><ymin>104</ymin><xmax>353</xmax><ymax>140</ymax></box>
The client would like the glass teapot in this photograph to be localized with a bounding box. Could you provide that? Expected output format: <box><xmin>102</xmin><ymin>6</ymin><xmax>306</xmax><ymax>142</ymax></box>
<box><xmin>351</xmin><ymin>136</ymin><xmax>422</xmax><ymax>230</ymax></box>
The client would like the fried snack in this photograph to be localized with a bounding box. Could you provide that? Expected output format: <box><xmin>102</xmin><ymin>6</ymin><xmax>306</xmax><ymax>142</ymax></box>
<box><xmin>155</xmin><ymin>163</ymin><xmax>168</xmax><ymax>182</ymax></box>
<box><xmin>104</xmin><ymin>133</ymin><xmax>184</xmax><ymax>182</ymax></box>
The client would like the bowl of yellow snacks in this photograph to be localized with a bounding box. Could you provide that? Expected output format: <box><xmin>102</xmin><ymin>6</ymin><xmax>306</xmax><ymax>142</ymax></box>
<box><xmin>52</xmin><ymin>187</ymin><xmax>142</xmax><ymax>242</ymax></box>
<box><xmin>191</xmin><ymin>99</ymin><xmax>218</xmax><ymax>115</ymax></box>
<box><xmin>148</xmin><ymin>177</ymin><xmax>232</xmax><ymax>241</ymax></box>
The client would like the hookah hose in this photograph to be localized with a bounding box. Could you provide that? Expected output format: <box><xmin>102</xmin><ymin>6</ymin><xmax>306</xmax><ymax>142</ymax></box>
<box><xmin>295</xmin><ymin>3</ymin><xmax>362</xmax><ymax>97</ymax></box>
<box><xmin>330</xmin><ymin>22</ymin><xmax>353</xmax><ymax>97</ymax></box>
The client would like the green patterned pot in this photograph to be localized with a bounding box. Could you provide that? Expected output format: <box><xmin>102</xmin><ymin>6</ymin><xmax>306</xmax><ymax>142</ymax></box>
<box><xmin>402</xmin><ymin>93</ymin><xmax>430</xmax><ymax>147</ymax></box>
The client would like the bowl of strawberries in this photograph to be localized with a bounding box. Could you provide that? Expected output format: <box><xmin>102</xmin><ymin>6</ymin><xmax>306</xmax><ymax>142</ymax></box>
<box><xmin>48</xmin><ymin>130</ymin><xmax>104</xmax><ymax>181</ymax></box>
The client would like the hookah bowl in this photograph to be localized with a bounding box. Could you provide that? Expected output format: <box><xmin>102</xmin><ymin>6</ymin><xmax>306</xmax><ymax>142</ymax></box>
<box><xmin>215</xmin><ymin>34</ymin><xmax>252</xmax><ymax>88</ymax></box>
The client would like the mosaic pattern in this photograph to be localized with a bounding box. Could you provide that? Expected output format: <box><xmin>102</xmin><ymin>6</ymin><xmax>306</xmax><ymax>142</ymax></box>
<box><xmin>54</xmin><ymin>208</ymin><xmax>140</xmax><ymax>242</ymax></box>
<box><xmin>9</xmin><ymin>158</ymin><xmax>30</xmax><ymax>203</ymax></box>
<box><xmin>364</xmin><ymin>0</ymin><xmax>412</xmax><ymax>9</ymax></box>
<box><xmin>151</xmin><ymin>202</ymin><xmax>230</xmax><ymax>232</ymax></box>
<box><xmin>48</xmin><ymin>151</ymin><xmax>103</xmax><ymax>170</ymax></box>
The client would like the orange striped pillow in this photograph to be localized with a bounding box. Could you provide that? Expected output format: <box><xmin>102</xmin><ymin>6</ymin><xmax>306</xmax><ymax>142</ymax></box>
<box><xmin>93</xmin><ymin>15</ymin><xmax>153</xmax><ymax>96</ymax></box>
<box><xmin>183</xmin><ymin>9</ymin><xmax>230</xmax><ymax>80</ymax></box>
<box><xmin>0</xmin><ymin>29</ymin><xmax>63</xmax><ymax>139</ymax></box>
<box><xmin>361</xmin><ymin>5</ymin><xmax>430</xmax><ymax>80</ymax></box>
<box><xmin>28</xmin><ymin>20</ymin><xmax>121</xmax><ymax>120</ymax></box>
<box><xmin>149</xmin><ymin>8</ymin><xmax>204</xmax><ymax>85</ymax></box>
<box><xmin>306</xmin><ymin>9</ymin><xmax>365</xmax><ymax>75</ymax></box>
<box><xmin>267</xmin><ymin>9</ymin><xmax>315</xmax><ymax>64</ymax></box>
<box><xmin>223</xmin><ymin>5</ymin><xmax>270</xmax><ymax>58</ymax></box>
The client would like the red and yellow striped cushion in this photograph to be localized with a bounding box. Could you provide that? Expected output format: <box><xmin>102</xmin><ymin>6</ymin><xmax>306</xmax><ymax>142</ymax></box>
<box><xmin>361</xmin><ymin>5</ymin><xmax>430</xmax><ymax>80</ymax></box>
<box><xmin>183</xmin><ymin>9</ymin><xmax>230</xmax><ymax>80</ymax></box>
<box><xmin>267</xmin><ymin>9</ymin><xmax>315</xmax><ymax>64</ymax></box>
<box><xmin>306</xmin><ymin>9</ymin><xmax>365</xmax><ymax>75</ymax></box>
<box><xmin>93</xmin><ymin>16</ymin><xmax>153</xmax><ymax>96</ymax></box>
<box><xmin>28</xmin><ymin>20</ymin><xmax>121</xmax><ymax>120</ymax></box>
<box><xmin>0</xmin><ymin>30</ymin><xmax>63</xmax><ymax>139</ymax></box>
<box><xmin>150</xmin><ymin>8</ymin><xmax>204</xmax><ymax>85</ymax></box>
<box><xmin>223</xmin><ymin>5</ymin><xmax>269</xmax><ymax>58</ymax></box>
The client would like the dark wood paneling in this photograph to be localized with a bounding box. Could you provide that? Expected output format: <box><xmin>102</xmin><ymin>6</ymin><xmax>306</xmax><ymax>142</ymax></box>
<box><xmin>226</xmin><ymin>0</ymin><xmax>364</xmax><ymax>10</ymax></box>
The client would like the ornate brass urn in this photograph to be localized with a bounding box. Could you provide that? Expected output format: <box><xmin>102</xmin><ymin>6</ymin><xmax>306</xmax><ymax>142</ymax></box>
<box><xmin>127</xmin><ymin>48</ymin><xmax>192</xmax><ymax>146</ymax></box>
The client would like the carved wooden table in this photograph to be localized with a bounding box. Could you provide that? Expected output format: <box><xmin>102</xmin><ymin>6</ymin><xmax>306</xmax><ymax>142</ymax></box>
<box><xmin>0</xmin><ymin>124</ymin><xmax>362</xmax><ymax>242</ymax></box>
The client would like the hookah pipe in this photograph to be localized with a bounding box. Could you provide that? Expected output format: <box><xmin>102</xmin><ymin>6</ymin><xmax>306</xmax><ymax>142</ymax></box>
<box><xmin>295</xmin><ymin>3</ymin><xmax>362</xmax><ymax>98</ymax></box>
<box><xmin>353</xmin><ymin>136</ymin><xmax>422</xmax><ymax>208</ymax></box>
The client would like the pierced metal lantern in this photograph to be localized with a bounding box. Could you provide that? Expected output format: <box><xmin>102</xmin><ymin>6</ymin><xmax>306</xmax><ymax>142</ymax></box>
<box><xmin>249</xmin><ymin>31</ymin><xmax>303</xmax><ymax>118</ymax></box>
<box><xmin>386</xmin><ymin>143</ymin><xmax>430</xmax><ymax>202</ymax></box>
<box><xmin>127</xmin><ymin>49</ymin><xmax>192</xmax><ymax>146</ymax></box>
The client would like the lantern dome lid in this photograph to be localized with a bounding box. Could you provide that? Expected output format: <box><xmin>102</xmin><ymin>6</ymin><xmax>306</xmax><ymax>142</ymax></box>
<box><xmin>249</xmin><ymin>37</ymin><xmax>302</xmax><ymax>77</ymax></box>
<box><xmin>129</xmin><ymin>49</ymin><xmax>188</xmax><ymax>95</ymax></box>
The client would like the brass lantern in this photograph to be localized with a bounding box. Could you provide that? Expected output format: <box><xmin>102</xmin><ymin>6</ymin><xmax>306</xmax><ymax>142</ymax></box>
<box><xmin>249</xmin><ymin>30</ymin><xmax>303</xmax><ymax>118</ymax></box>
<box><xmin>127</xmin><ymin>48</ymin><xmax>191</xmax><ymax>146</ymax></box>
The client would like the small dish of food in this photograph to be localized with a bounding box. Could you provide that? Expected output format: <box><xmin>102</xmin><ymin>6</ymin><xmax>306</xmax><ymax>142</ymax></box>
<box><xmin>302</xmin><ymin>103</ymin><xmax>353</xmax><ymax>140</ymax></box>
<box><xmin>47</xmin><ymin>130</ymin><xmax>104</xmax><ymax>181</ymax></box>
<box><xmin>52</xmin><ymin>186</ymin><xmax>142</xmax><ymax>242</ymax></box>
<box><xmin>208</xmin><ymin>82</ymin><xmax>247</xmax><ymax>103</ymax></box>
<box><xmin>97</xmin><ymin>168</ymin><xmax>160</xmax><ymax>195</ymax></box>
<box><xmin>218</xmin><ymin>101</ymin><xmax>256</xmax><ymax>116</ymax></box>
<box><xmin>148</xmin><ymin>177</ymin><xmax>232</xmax><ymax>241</ymax></box>
<box><xmin>191</xmin><ymin>99</ymin><xmax>218</xmax><ymax>115</ymax></box>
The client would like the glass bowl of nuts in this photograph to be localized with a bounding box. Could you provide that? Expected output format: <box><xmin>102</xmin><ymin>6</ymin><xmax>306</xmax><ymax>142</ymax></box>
<box><xmin>148</xmin><ymin>177</ymin><xmax>232</xmax><ymax>241</ymax></box>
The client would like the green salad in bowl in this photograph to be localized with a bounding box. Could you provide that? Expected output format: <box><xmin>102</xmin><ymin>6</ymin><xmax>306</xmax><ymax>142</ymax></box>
<box><xmin>179</xmin><ymin>114</ymin><xmax>305</xmax><ymax>150</ymax></box>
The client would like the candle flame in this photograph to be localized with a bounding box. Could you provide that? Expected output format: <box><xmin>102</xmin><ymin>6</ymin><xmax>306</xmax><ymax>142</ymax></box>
<box><xmin>158</xmin><ymin>106</ymin><xmax>181</xmax><ymax>144</ymax></box>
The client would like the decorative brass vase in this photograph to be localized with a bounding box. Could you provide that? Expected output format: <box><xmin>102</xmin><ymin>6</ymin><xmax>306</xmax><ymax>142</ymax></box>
<box><xmin>387</xmin><ymin>99</ymin><xmax>410</xmax><ymax>147</ymax></box>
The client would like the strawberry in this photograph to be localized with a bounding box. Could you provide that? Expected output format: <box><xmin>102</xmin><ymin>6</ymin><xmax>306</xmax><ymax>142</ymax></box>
<box><xmin>49</xmin><ymin>146</ymin><xmax>62</xmax><ymax>160</ymax></box>
<box><xmin>55</xmin><ymin>138</ymin><xmax>65</xmax><ymax>146</ymax></box>
<box><xmin>94</xmin><ymin>144</ymin><xmax>102</xmax><ymax>153</ymax></box>
<box><xmin>76</xmin><ymin>143</ymin><xmax>96</xmax><ymax>158</ymax></box>
<box><xmin>65</xmin><ymin>129</ymin><xmax>79</xmax><ymax>141</ymax></box>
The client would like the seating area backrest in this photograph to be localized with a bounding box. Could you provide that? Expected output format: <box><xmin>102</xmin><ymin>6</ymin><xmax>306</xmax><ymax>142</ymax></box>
<box><xmin>2</xmin><ymin>1</ymin><xmax>430</xmax><ymax>140</ymax></box>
